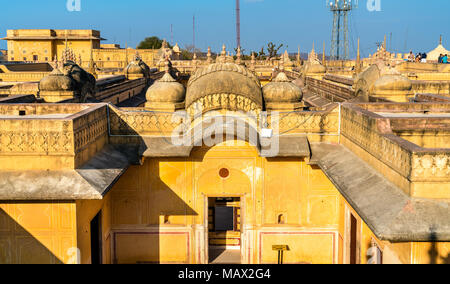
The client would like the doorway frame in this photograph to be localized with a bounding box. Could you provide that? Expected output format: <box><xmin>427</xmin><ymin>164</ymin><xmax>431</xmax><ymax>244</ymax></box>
<box><xmin>204</xmin><ymin>194</ymin><xmax>246</xmax><ymax>264</ymax></box>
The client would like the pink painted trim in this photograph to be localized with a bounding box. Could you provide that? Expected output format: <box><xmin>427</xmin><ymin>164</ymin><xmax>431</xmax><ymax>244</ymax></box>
<box><xmin>259</xmin><ymin>231</ymin><xmax>336</xmax><ymax>264</ymax></box>
<box><xmin>113</xmin><ymin>231</ymin><xmax>190</xmax><ymax>264</ymax></box>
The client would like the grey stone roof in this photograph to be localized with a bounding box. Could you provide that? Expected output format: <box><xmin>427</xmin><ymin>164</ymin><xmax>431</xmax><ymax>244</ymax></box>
<box><xmin>310</xmin><ymin>142</ymin><xmax>450</xmax><ymax>242</ymax></box>
<box><xmin>0</xmin><ymin>145</ymin><xmax>133</xmax><ymax>201</ymax></box>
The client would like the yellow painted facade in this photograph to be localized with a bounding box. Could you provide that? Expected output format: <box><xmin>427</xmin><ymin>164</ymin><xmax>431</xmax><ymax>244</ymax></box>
<box><xmin>2</xmin><ymin>29</ymin><xmax>158</xmax><ymax>69</ymax></box>
<box><xmin>108</xmin><ymin>141</ymin><xmax>341</xmax><ymax>264</ymax></box>
<box><xmin>0</xmin><ymin>43</ymin><xmax>449</xmax><ymax>264</ymax></box>
<box><xmin>0</xmin><ymin>202</ymin><xmax>77</xmax><ymax>264</ymax></box>
<box><xmin>0</xmin><ymin>108</ymin><xmax>448</xmax><ymax>264</ymax></box>
<box><xmin>4</xmin><ymin>30</ymin><xmax>102</xmax><ymax>63</ymax></box>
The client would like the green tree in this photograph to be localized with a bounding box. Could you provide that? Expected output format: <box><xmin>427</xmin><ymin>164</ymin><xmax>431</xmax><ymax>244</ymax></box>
<box><xmin>258</xmin><ymin>47</ymin><xmax>266</xmax><ymax>60</ymax></box>
<box><xmin>137</xmin><ymin>37</ymin><xmax>171</xmax><ymax>50</ymax></box>
<box><xmin>266</xmin><ymin>42</ymin><xmax>284</xmax><ymax>59</ymax></box>
<box><xmin>181</xmin><ymin>45</ymin><xmax>203</xmax><ymax>60</ymax></box>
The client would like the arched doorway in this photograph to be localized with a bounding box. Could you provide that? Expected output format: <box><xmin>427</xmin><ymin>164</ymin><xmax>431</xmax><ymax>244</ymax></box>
<box><xmin>193</xmin><ymin>140</ymin><xmax>258</xmax><ymax>264</ymax></box>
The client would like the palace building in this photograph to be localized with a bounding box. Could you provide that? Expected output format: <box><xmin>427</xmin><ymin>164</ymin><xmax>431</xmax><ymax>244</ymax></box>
<box><xmin>0</xmin><ymin>30</ymin><xmax>449</xmax><ymax>264</ymax></box>
<box><xmin>2</xmin><ymin>29</ymin><xmax>159</xmax><ymax>69</ymax></box>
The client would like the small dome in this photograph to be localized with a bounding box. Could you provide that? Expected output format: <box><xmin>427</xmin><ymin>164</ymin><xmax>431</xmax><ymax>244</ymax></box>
<box><xmin>146</xmin><ymin>72</ymin><xmax>185</xmax><ymax>103</ymax></box>
<box><xmin>39</xmin><ymin>68</ymin><xmax>76</xmax><ymax>91</ymax></box>
<box><xmin>186</xmin><ymin>63</ymin><xmax>263</xmax><ymax>109</ymax></box>
<box><xmin>372</xmin><ymin>74</ymin><xmax>412</xmax><ymax>91</ymax></box>
<box><xmin>125</xmin><ymin>60</ymin><xmax>149</xmax><ymax>76</ymax></box>
<box><xmin>263</xmin><ymin>72</ymin><xmax>303</xmax><ymax>103</ymax></box>
<box><xmin>304</xmin><ymin>63</ymin><xmax>326</xmax><ymax>74</ymax></box>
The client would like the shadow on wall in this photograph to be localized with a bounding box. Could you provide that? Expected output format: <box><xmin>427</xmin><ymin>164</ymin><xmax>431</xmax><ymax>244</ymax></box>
<box><xmin>428</xmin><ymin>230</ymin><xmax>450</xmax><ymax>265</ymax></box>
<box><xmin>112</xmin><ymin>159</ymin><xmax>198</xmax><ymax>264</ymax></box>
<box><xmin>0</xmin><ymin>208</ymin><xmax>64</xmax><ymax>264</ymax></box>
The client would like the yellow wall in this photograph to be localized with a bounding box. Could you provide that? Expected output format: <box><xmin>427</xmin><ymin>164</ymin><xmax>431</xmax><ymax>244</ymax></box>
<box><xmin>396</xmin><ymin>131</ymin><xmax>450</xmax><ymax>149</ymax></box>
<box><xmin>75</xmin><ymin>197</ymin><xmax>112</xmax><ymax>264</ymax></box>
<box><xmin>0</xmin><ymin>202</ymin><xmax>77</xmax><ymax>264</ymax></box>
<box><xmin>109</xmin><ymin>140</ymin><xmax>343</xmax><ymax>264</ymax></box>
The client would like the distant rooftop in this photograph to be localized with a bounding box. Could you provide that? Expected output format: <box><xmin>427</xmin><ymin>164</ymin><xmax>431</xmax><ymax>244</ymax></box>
<box><xmin>2</xmin><ymin>29</ymin><xmax>106</xmax><ymax>41</ymax></box>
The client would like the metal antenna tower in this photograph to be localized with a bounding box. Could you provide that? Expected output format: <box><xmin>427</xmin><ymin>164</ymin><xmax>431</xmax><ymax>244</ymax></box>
<box><xmin>236</xmin><ymin>0</ymin><xmax>241</xmax><ymax>48</ymax></box>
<box><xmin>193</xmin><ymin>14</ymin><xmax>196</xmax><ymax>50</ymax></box>
<box><xmin>328</xmin><ymin>0</ymin><xmax>357</xmax><ymax>60</ymax></box>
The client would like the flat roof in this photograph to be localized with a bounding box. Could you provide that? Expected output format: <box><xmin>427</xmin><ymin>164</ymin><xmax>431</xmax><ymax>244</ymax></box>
<box><xmin>376</xmin><ymin>112</ymin><xmax>450</xmax><ymax>118</ymax></box>
<box><xmin>0</xmin><ymin>114</ymin><xmax>72</xmax><ymax>119</ymax></box>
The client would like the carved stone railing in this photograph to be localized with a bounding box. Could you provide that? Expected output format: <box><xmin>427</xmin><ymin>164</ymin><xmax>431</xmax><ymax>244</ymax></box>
<box><xmin>108</xmin><ymin>105</ymin><xmax>339</xmax><ymax>138</ymax></box>
<box><xmin>72</xmin><ymin>105</ymin><xmax>108</xmax><ymax>155</ymax></box>
<box><xmin>108</xmin><ymin>107</ymin><xmax>181</xmax><ymax>136</ymax></box>
<box><xmin>306</xmin><ymin>77</ymin><xmax>355</xmax><ymax>102</ymax></box>
<box><xmin>0</xmin><ymin>118</ymin><xmax>73</xmax><ymax>155</ymax></box>
<box><xmin>341</xmin><ymin>103</ymin><xmax>450</xmax><ymax>182</ymax></box>
<box><xmin>0</xmin><ymin>104</ymin><xmax>108</xmax><ymax>169</ymax></box>
<box><xmin>0</xmin><ymin>72</ymin><xmax>49</xmax><ymax>82</ymax></box>
<box><xmin>274</xmin><ymin>110</ymin><xmax>339</xmax><ymax>135</ymax></box>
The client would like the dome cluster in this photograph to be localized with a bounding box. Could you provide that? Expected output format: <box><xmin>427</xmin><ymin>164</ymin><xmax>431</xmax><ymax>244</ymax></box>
<box><xmin>145</xmin><ymin>62</ymin><xmax>304</xmax><ymax>113</ymax></box>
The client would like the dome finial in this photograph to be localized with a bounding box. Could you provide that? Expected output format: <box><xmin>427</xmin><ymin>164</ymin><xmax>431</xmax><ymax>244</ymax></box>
<box><xmin>164</xmin><ymin>58</ymin><xmax>170</xmax><ymax>74</ymax></box>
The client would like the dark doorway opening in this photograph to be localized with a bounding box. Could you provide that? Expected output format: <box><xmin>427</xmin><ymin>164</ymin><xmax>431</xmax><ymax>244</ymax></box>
<box><xmin>208</xmin><ymin>197</ymin><xmax>241</xmax><ymax>264</ymax></box>
<box><xmin>90</xmin><ymin>211</ymin><xmax>102</xmax><ymax>264</ymax></box>
<box><xmin>350</xmin><ymin>213</ymin><xmax>358</xmax><ymax>264</ymax></box>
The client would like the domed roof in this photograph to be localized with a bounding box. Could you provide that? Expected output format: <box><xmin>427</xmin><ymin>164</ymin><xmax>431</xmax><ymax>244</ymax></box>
<box><xmin>186</xmin><ymin>63</ymin><xmax>263</xmax><ymax>109</ymax></box>
<box><xmin>146</xmin><ymin>72</ymin><xmax>185</xmax><ymax>103</ymax></box>
<box><xmin>262</xmin><ymin>72</ymin><xmax>303</xmax><ymax>103</ymax></box>
<box><xmin>125</xmin><ymin>61</ymin><xmax>149</xmax><ymax>76</ymax></box>
<box><xmin>39</xmin><ymin>68</ymin><xmax>76</xmax><ymax>92</ymax></box>
<box><xmin>125</xmin><ymin>53</ymin><xmax>150</xmax><ymax>77</ymax></box>
<box><xmin>304</xmin><ymin>62</ymin><xmax>326</xmax><ymax>74</ymax></box>
<box><xmin>372</xmin><ymin>74</ymin><xmax>412</xmax><ymax>91</ymax></box>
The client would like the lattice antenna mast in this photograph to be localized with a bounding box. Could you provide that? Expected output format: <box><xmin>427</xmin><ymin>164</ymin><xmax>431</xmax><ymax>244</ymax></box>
<box><xmin>328</xmin><ymin>0</ymin><xmax>357</xmax><ymax>60</ymax></box>
<box><xmin>236</xmin><ymin>0</ymin><xmax>241</xmax><ymax>48</ymax></box>
<box><xmin>193</xmin><ymin>14</ymin><xmax>196</xmax><ymax>50</ymax></box>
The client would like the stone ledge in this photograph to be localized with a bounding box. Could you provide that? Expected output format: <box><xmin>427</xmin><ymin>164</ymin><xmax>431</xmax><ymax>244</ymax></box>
<box><xmin>0</xmin><ymin>145</ymin><xmax>133</xmax><ymax>200</ymax></box>
<box><xmin>310</xmin><ymin>142</ymin><xmax>450</xmax><ymax>242</ymax></box>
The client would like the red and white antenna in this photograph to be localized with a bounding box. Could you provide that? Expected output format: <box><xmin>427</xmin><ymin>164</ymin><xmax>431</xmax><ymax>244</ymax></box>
<box><xmin>236</xmin><ymin>0</ymin><xmax>241</xmax><ymax>48</ymax></box>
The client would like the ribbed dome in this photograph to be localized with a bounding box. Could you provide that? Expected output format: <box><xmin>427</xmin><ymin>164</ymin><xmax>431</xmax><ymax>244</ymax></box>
<box><xmin>263</xmin><ymin>72</ymin><xmax>303</xmax><ymax>103</ymax></box>
<box><xmin>39</xmin><ymin>68</ymin><xmax>76</xmax><ymax>91</ymax></box>
<box><xmin>186</xmin><ymin>63</ymin><xmax>263</xmax><ymax>109</ymax></box>
<box><xmin>146</xmin><ymin>72</ymin><xmax>185</xmax><ymax>103</ymax></box>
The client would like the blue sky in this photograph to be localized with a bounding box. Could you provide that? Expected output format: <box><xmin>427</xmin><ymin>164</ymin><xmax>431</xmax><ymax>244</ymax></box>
<box><xmin>1</xmin><ymin>0</ymin><xmax>449</xmax><ymax>58</ymax></box>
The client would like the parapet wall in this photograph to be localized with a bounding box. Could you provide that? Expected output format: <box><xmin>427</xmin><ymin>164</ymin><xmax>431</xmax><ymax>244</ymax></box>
<box><xmin>0</xmin><ymin>104</ymin><xmax>108</xmax><ymax>170</ymax></box>
<box><xmin>341</xmin><ymin>103</ymin><xmax>450</xmax><ymax>198</ymax></box>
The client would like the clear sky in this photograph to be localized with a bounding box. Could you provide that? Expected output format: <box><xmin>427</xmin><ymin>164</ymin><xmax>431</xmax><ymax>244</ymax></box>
<box><xmin>1</xmin><ymin>0</ymin><xmax>449</xmax><ymax>58</ymax></box>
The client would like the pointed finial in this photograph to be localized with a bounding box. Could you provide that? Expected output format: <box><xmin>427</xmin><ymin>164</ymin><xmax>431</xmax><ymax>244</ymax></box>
<box><xmin>165</xmin><ymin>58</ymin><xmax>170</xmax><ymax>73</ymax></box>
<box><xmin>322</xmin><ymin>42</ymin><xmax>326</xmax><ymax>64</ymax></box>
<box><xmin>440</xmin><ymin>35</ymin><xmax>443</xmax><ymax>45</ymax></box>
<box><xmin>356</xmin><ymin>38</ymin><xmax>361</xmax><ymax>73</ymax></box>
